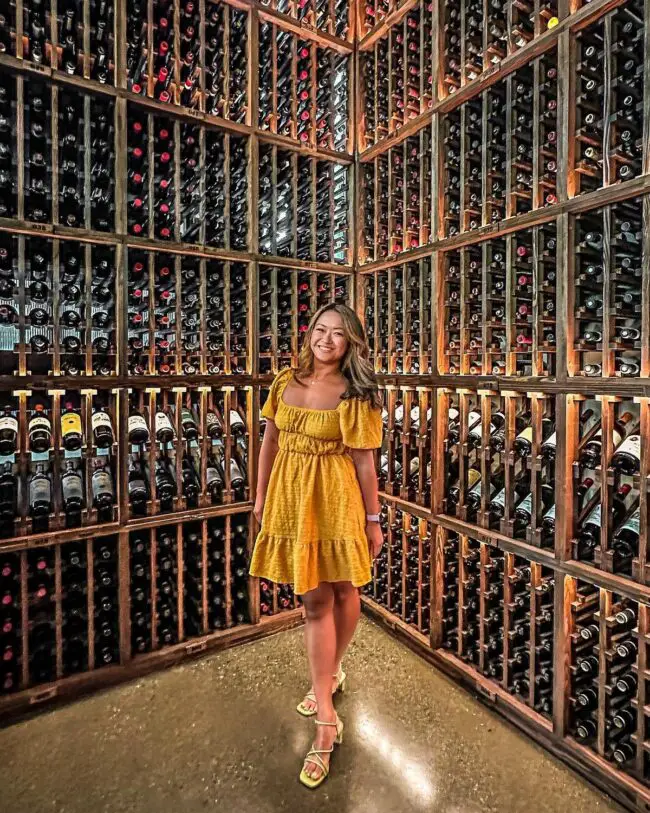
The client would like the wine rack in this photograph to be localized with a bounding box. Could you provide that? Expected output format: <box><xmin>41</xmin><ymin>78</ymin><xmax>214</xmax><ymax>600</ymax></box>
<box><xmin>359</xmin><ymin>0</ymin><xmax>650</xmax><ymax>808</ymax></box>
<box><xmin>0</xmin><ymin>0</ymin><xmax>363</xmax><ymax>720</ymax></box>
<box><xmin>5</xmin><ymin>2</ymin><xmax>650</xmax><ymax>810</ymax></box>
<box><xmin>363</xmin><ymin>504</ymin><xmax>432</xmax><ymax>638</ymax></box>
<box><xmin>359</xmin><ymin>129</ymin><xmax>432</xmax><ymax>260</ymax></box>
<box><xmin>257</xmin><ymin>265</ymin><xmax>350</xmax><ymax>374</ymax></box>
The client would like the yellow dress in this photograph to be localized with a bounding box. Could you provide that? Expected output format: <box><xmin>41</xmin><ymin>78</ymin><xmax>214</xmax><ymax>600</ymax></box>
<box><xmin>249</xmin><ymin>368</ymin><xmax>382</xmax><ymax>595</ymax></box>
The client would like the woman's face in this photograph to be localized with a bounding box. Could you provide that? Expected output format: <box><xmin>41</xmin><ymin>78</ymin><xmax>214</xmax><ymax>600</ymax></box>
<box><xmin>310</xmin><ymin>310</ymin><xmax>349</xmax><ymax>365</ymax></box>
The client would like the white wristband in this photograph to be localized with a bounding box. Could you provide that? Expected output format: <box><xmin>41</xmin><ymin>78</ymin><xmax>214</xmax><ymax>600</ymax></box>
<box><xmin>366</xmin><ymin>514</ymin><xmax>380</xmax><ymax>523</ymax></box>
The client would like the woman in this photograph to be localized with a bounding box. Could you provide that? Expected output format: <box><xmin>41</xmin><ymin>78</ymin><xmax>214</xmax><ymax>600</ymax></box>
<box><xmin>250</xmin><ymin>303</ymin><xmax>383</xmax><ymax>789</ymax></box>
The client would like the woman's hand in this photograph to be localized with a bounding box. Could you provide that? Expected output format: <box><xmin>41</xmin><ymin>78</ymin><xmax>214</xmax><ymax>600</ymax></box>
<box><xmin>254</xmin><ymin>497</ymin><xmax>265</xmax><ymax>525</ymax></box>
<box><xmin>366</xmin><ymin>521</ymin><xmax>383</xmax><ymax>559</ymax></box>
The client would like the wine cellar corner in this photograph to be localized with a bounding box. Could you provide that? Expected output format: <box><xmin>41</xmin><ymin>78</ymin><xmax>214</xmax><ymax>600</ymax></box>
<box><xmin>3</xmin><ymin>0</ymin><xmax>650</xmax><ymax>809</ymax></box>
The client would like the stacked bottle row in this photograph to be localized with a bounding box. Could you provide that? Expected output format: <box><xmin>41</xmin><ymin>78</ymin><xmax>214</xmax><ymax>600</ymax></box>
<box><xmin>259</xmin><ymin>580</ymin><xmax>298</xmax><ymax>615</ymax></box>
<box><xmin>569</xmin><ymin>397</ymin><xmax>648</xmax><ymax>583</ymax></box>
<box><xmin>442</xmin><ymin>392</ymin><xmax>556</xmax><ymax>549</ymax></box>
<box><xmin>363</xmin><ymin>504</ymin><xmax>432</xmax><ymax>637</ymax></box>
<box><xmin>259</xmin><ymin>0</ymin><xmax>350</xmax><ymax>40</ymax></box>
<box><xmin>0</xmin><ymin>390</ymin><xmax>117</xmax><ymax>539</ymax></box>
<box><xmin>127</xmin><ymin>252</ymin><xmax>249</xmax><ymax>376</ymax></box>
<box><xmin>360</xmin><ymin>129</ymin><xmax>432</xmax><ymax>261</ymax></box>
<box><xmin>363</xmin><ymin>260</ymin><xmax>433</xmax><ymax>374</ymax></box>
<box><xmin>569</xmin><ymin>582</ymin><xmax>650</xmax><ymax>783</ymax></box>
<box><xmin>1</xmin><ymin>535</ymin><xmax>120</xmax><ymax>695</ymax></box>
<box><xmin>441</xmin><ymin>533</ymin><xmax>555</xmax><ymax>719</ymax></box>
<box><xmin>258</xmin><ymin>266</ymin><xmax>350</xmax><ymax>374</ymax></box>
<box><xmin>127</xmin><ymin>108</ymin><xmax>248</xmax><ymax>249</ymax></box>
<box><xmin>440</xmin><ymin>224</ymin><xmax>557</xmax><ymax>378</ymax></box>
<box><xmin>0</xmin><ymin>232</ymin><xmax>117</xmax><ymax>377</ymax></box>
<box><xmin>258</xmin><ymin>27</ymin><xmax>350</xmax><ymax>152</ymax></box>
<box><xmin>258</xmin><ymin>146</ymin><xmax>350</xmax><ymax>263</ymax></box>
<box><xmin>377</xmin><ymin>387</ymin><xmax>433</xmax><ymax>507</ymax></box>
<box><xmin>127</xmin><ymin>0</ymin><xmax>248</xmax><ymax>119</ymax></box>
<box><xmin>2</xmin><ymin>0</ymin><xmax>115</xmax><ymax>83</ymax></box>
<box><xmin>442</xmin><ymin>0</ymin><xmax>559</xmax><ymax>93</ymax></box>
<box><xmin>441</xmin><ymin>50</ymin><xmax>558</xmax><ymax>237</ymax></box>
<box><xmin>571</xmin><ymin>198</ymin><xmax>647</xmax><ymax>379</ymax></box>
<box><xmin>359</xmin><ymin>1</ymin><xmax>434</xmax><ymax>148</ymax></box>
<box><xmin>573</xmin><ymin>1</ymin><xmax>646</xmax><ymax>194</ymax></box>
<box><xmin>127</xmin><ymin>387</ymin><xmax>250</xmax><ymax>518</ymax></box>
<box><xmin>130</xmin><ymin>515</ymin><xmax>251</xmax><ymax>654</ymax></box>
<box><xmin>0</xmin><ymin>70</ymin><xmax>116</xmax><ymax>230</ymax></box>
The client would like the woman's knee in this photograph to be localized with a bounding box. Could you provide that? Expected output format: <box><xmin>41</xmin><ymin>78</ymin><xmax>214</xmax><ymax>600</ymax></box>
<box><xmin>332</xmin><ymin>581</ymin><xmax>359</xmax><ymax>605</ymax></box>
<box><xmin>302</xmin><ymin>583</ymin><xmax>334</xmax><ymax>620</ymax></box>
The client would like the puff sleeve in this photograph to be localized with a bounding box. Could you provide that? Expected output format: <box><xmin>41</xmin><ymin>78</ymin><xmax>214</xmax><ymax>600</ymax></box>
<box><xmin>340</xmin><ymin>397</ymin><xmax>383</xmax><ymax>449</ymax></box>
<box><xmin>261</xmin><ymin>368</ymin><xmax>293</xmax><ymax>420</ymax></box>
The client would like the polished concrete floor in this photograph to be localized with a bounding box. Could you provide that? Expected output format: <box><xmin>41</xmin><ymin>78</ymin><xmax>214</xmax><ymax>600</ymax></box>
<box><xmin>0</xmin><ymin>617</ymin><xmax>624</xmax><ymax>813</ymax></box>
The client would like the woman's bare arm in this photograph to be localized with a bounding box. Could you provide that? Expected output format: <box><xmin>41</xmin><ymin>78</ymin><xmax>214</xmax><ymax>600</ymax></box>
<box><xmin>349</xmin><ymin>448</ymin><xmax>380</xmax><ymax>515</ymax></box>
<box><xmin>350</xmin><ymin>448</ymin><xmax>383</xmax><ymax>557</ymax></box>
<box><xmin>254</xmin><ymin>419</ymin><xmax>280</xmax><ymax>521</ymax></box>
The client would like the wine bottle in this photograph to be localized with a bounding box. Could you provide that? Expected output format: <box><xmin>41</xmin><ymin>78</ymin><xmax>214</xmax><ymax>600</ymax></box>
<box><xmin>92</xmin><ymin>408</ymin><xmax>114</xmax><ymax>448</ymax></box>
<box><xmin>29</xmin><ymin>403</ymin><xmax>52</xmax><ymax>453</ymax></box>
<box><xmin>128</xmin><ymin>407</ymin><xmax>150</xmax><ymax>445</ymax></box>
<box><xmin>61</xmin><ymin>402</ymin><xmax>83</xmax><ymax>452</ymax></box>
<box><xmin>0</xmin><ymin>405</ymin><xmax>17</xmax><ymax>456</ymax></box>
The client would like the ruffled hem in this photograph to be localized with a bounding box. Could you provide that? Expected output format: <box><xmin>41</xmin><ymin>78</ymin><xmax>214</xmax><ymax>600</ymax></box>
<box><xmin>249</xmin><ymin>532</ymin><xmax>372</xmax><ymax>596</ymax></box>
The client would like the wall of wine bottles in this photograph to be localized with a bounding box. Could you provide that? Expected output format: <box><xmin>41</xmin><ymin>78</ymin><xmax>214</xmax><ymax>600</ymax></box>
<box><xmin>358</xmin><ymin>0</ymin><xmax>650</xmax><ymax>808</ymax></box>
<box><xmin>5</xmin><ymin>0</ymin><xmax>650</xmax><ymax>808</ymax></box>
<box><xmin>0</xmin><ymin>0</ymin><xmax>357</xmax><ymax>719</ymax></box>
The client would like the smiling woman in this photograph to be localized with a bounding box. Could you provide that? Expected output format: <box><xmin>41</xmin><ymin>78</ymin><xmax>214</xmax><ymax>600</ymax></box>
<box><xmin>249</xmin><ymin>303</ymin><xmax>383</xmax><ymax>790</ymax></box>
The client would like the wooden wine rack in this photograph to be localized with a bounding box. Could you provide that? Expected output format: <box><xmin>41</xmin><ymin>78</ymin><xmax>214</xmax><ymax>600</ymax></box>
<box><xmin>358</xmin><ymin>0</ymin><xmax>650</xmax><ymax>809</ymax></box>
<box><xmin>0</xmin><ymin>0</ymin><xmax>358</xmax><ymax>720</ymax></box>
<box><xmin>3</xmin><ymin>0</ymin><xmax>650</xmax><ymax>810</ymax></box>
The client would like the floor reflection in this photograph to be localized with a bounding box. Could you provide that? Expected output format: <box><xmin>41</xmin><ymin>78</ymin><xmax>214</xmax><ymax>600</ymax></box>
<box><xmin>354</xmin><ymin>709</ymin><xmax>437</xmax><ymax>807</ymax></box>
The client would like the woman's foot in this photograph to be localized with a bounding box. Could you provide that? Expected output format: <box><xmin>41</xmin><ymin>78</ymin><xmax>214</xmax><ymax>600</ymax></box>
<box><xmin>298</xmin><ymin>667</ymin><xmax>345</xmax><ymax>715</ymax></box>
<box><xmin>300</xmin><ymin>713</ymin><xmax>343</xmax><ymax>785</ymax></box>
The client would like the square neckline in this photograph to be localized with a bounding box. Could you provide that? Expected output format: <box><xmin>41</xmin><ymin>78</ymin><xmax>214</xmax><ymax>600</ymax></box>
<box><xmin>280</xmin><ymin>372</ymin><xmax>345</xmax><ymax>413</ymax></box>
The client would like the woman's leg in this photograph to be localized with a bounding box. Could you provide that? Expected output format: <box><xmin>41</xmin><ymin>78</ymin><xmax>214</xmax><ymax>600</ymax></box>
<box><xmin>300</xmin><ymin>580</ymin><xmax>361</xmax><ymax>714</ymax></box>
<box><xmin>301</xmin><ymin>582</ymin><xmax>338</xmax><ymax>780</ymax></box>
<box><xmin>332</xmin><ymin>581</ymin><xmax>361</xmax><ymax>673</ymax></box>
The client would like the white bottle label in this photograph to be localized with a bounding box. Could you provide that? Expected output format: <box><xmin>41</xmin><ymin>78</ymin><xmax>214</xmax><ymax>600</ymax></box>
<box><xmin>155</xmin><ymin>411</ymin><xmax>174</xmax><ymax>436</ymax></box>
<box><xmin>516</xmin><ymin>426</ymin><xmax>533</xmax><ymax>443</ymax></box>
<box><xmin>29</xmin><ymin>416</ymin><xmax>51</xmax><ymax>432</ymax></box>
<box><xmin>128</xmin><ymin>414</ymin><xmax>148</xmax><ymax>434</ymax></box>
<box><xmin>0</xmin><ymin>416</ymin><xmax>18</xmax><ymax>434</ymax></box>
<box><xmin>543</xmin><ymin>504</ymin><xmax>556</xmax><ymax>521</ymax></box>
<box><xmin>394</xmin><ymin>404</ymin><xmax>404</xmax><ymax>424</ymax></box>
<box><xmin>615</xmin><ymin>434</ymin><xmax>640</xmax><ymax>460</ymax></box>
<box><xmin>542</xmin><ymin>431</ymin><xmax>556</xmax><ymax>450</ymax></box>
<box><xmin>92</xmin><ymin>411</ymin><xmax>113</xmax><ymax>431</ymax></box>
<box><xmin>448</xmin><ymin>407</ymin><xmax>460</xmax><ymax>423</ymax></box>
<box><xmin>229</xmin><ymin>409</ymin><xmax>244</xmax><ymax>429</ymax></box>
<box><xmin>467</xmin><ymin>410</ymin><xmax>481</xmax><ymax>428</ymax></box>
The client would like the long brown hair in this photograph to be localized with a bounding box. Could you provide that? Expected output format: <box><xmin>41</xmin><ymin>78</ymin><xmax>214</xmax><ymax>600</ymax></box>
<box><xmin>294</xmin><ymin>303</ymin><xmax>381</xmax><ymax>409</ymax></box>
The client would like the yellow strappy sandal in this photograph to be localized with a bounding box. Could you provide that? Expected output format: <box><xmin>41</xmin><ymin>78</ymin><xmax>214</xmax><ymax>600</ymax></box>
<box><xmin>299</xmin><ymin>714</ymin><xmax>344</xmax><ymax>790</ymax></box>
<box><xmin>296</xmin><ymin>666</ymin><xmax>346</xmax><ymax>717</ymax></box>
